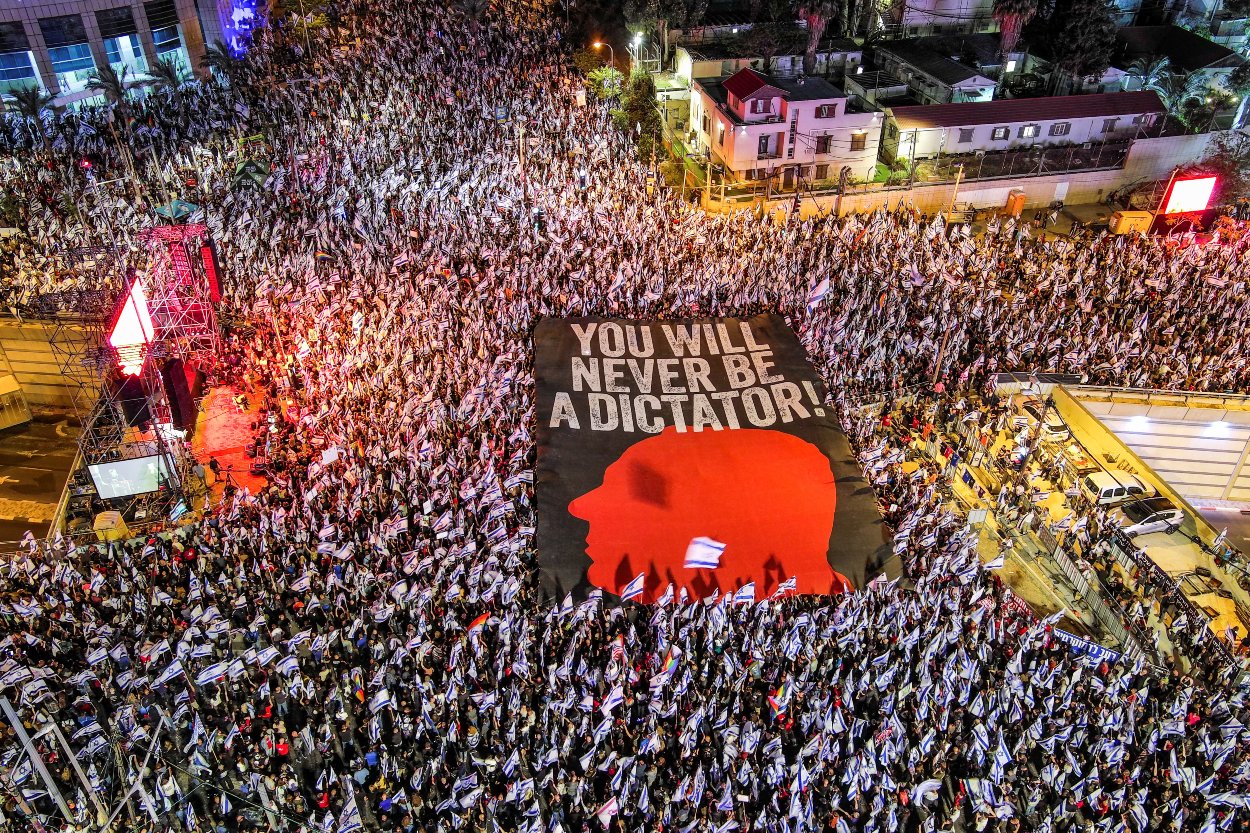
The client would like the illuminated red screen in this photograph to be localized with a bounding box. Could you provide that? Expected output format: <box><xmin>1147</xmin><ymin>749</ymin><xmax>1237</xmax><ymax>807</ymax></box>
<box><xmin>109</xmin><ymin>282</ymin><xmax>155</xmax><ymax>376</ymax></box>
<box><xmin>1163</xmin><ymin>176</ymin><xmax>1217</xmax><ymax>214</ymax></box>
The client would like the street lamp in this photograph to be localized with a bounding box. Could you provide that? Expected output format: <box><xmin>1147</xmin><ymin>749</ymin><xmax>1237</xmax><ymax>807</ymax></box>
<box><xmin>592</xmin><ymin>41</ymin><xmax>615</xmax><ymax>69</ymax></box>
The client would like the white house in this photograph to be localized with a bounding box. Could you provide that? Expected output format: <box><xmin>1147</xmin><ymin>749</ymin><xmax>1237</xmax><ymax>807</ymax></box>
<box><xmin>673</xmin><ymin>41</ymin><xmax>863</xmax><ymax>86</ymax></box>
<box><xmin>889</xmin><ymin>0</ymin><xmax>994</xmax><ymax>36</ymax></box>
<box><xmin>873</xmin><ymin>41</ymin><xmax>996</xmax><ymax>106</ymax></box>
<box><xmin>691</xmin><ymin>67</ymin><xmax>883</xmax><ymax>187</ymax></box>
<box><xmin>881</xmin><ymin>91</ymin><xmax>1167</xmax><ymax>161</ymax></box>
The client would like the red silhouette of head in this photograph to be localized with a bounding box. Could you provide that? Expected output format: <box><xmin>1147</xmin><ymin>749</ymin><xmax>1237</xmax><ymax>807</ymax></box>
<box><xmin>569</xmin><ymin>427</ymin><xmax>852</xmax><ymax>603</ymax></box>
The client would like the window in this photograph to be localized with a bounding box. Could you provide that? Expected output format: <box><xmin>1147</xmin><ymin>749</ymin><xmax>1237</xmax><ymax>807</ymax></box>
<box><xmin>815</xmin><ymin>135</ymin><xmax>832</xmax><ymax>154</ymax></box>
<box><xmin>815</xmin><ymin>104</ymin><xmax>838</xmax><ymax>119</ymax></box>
<box><xmin>958</xmin><ymin>128</ymin><xmax>975</xmax><ymax>143</ymax></box>
<box><xmin>850</xmin><ymin>131</ymin><xmax>867</xmax><ymax>151</ymax></box>
<box><xmin>751</xmin><ymin>98</ymin><xmax>769</xmax><ymax>114</ymax></box>
<box><xmin>815</xmin><ymin>164</ymin><xmax>829</xmax><ymax>179</ymax></box>
<box><xmin>1102</xmin><ymin>118</ymin><xmax>1119</xmax><ymax>133</ymax></box>
<box><xmin>991</xmin><ymin>126</ymin><xmax>1009</xmax><ymax>140</ymax></box>
<box><xmin>1049</xmin><ymin>122</ymin><xmax>1071</xmax><ymax>136</ymax></box>
<box><xmin>717</xmin><ymin>125</ymin><xmax>725</xmax><ymax>146</ymax></box>
<box><xmin>1018</xmin><ymin>124</ymin><xmax>1040</xmax><ymax>138</ymax></box>
<box><xmin>758</xmin><ymin>135</ymin><xmax>770</xmax><ymax>156</ymax></box>
<box><xmin>1132</xmin><ymin>114</ymin><xmax>1149</xmax><ymax>125</ymax></box>
<box><xmin>702</xmin><ymin>114</ymin><xmax>709</xmax><ymax>134</ymax></box>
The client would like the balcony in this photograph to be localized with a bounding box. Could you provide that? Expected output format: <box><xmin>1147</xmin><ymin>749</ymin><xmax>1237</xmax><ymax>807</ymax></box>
<box><xmin>757</xmin><ymin>151</ymin><xmax>783</xmax><ymax>160</ymax></box>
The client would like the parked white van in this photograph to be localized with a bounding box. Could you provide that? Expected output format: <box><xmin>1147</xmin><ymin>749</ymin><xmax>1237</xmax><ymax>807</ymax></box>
<box><xmin>1080</xmin><ymin>471</ymin><xmax>1157</xmax><ymax>506</ymax></box>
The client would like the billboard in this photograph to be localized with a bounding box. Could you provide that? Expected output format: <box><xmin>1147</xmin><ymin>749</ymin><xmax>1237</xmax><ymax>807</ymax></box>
<box><xmin>88</xmin><ymin>455</ymin><xmax>173</xmax><ymax>499</ymax></box>
<box><xmin>534</xmin><ymin>314</ymin><xmax>885</xmax><ymax>603</ymax></box>
<box><xmin>1162</xmin><ymin>175</ymin><xmax>1217</xmax><ymax>215</ymax></box>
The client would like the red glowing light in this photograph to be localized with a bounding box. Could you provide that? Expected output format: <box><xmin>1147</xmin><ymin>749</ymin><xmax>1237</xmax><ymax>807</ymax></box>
<box><xmin>1163</xmin><ymin>176</ymin><xmax>1217</xmax><ymax>214</ymax></box>
<box><xmin>109</xmin><ymin>281</ymin><xmax>155</xmax><ymax>376</ymax></box>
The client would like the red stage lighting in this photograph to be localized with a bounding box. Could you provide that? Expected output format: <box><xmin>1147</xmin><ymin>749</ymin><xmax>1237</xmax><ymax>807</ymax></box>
<box><xmin>109</xmin><ymin>281</ymin><xmax>155</xmax><ymax>376</ymax></box>
<box><xmin>1162</xmin><ymin>175</ymin><xmax>1218</xmax><ymax>214</ymax></box>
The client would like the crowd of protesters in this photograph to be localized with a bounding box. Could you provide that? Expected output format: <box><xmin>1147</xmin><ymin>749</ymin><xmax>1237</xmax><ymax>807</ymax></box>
<box><xmin>0</xmin><ymin>1</ymin><xmax>1249</xmax><ymax>832</ymax></box>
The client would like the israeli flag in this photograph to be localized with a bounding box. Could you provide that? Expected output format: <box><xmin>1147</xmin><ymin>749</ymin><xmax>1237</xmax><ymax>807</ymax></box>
<box><xmin>620</xmin><ymin>573</ymin><xmax>646</xmax><ymax>602</ymax></box>
<box><xmin>369</xmin><ymin>688</ymin><xmax>395</xmax><ymax>714</ymax></box>
<box><xmin>772</xmin><ymin>576</ymin><xmax>798</xmax><ymax>598</ymax></box>
<box><xmin>733</xmin><ymin>583</ymin><xmax>756</xmax><ymax>604</ymax></box>
<box><xmin>684</xmin><ymin>537</ymin><xmax>725</xmax><ymax>570</ymax></box>
<box><xmin>806</xmin><ymin>277</ymin><xmax>831</xmax><ymax>312</ymax></box>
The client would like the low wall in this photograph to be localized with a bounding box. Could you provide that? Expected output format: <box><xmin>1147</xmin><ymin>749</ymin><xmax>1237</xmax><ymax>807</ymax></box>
<box><xmin>702</xmin><ymin>130</ymin><xmax>1236</xmax><ymax>219</ymax></box>
<box><xmin>0</xmin><ymin>320</ymin><xmax>91</xmax><ymax>412</ymax></box>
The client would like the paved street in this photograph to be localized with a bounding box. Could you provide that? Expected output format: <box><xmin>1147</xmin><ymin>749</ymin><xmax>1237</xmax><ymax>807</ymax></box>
<box><xmin>0</xmin><ymin>415</ymin><xmax>77</xmax><ymax>548</ymax></box>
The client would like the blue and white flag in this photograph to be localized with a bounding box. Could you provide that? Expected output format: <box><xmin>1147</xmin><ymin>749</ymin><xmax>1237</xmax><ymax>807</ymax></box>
<box><xmin>806</xmin><ymin>277</ymin><xmax>831</xmax><ymax>312</ymax></box>
<box><xmin>733</xmin><ymin>583</ymin><xmax>756</xmax><ymax>604</ymax></box>
<box><xmin>684</xmin><ymin>537</ymin><xmax>725</xmax><ymax>570</ymax></box>
<box><xmin>337</xmin><ymin>796</ymin><xmax>363</xmax><ymax>833</ymax></box>
<box><xmin>620</xmin><ymin>573</ymin><xmax>646</xmax><ymax>602</ymax></box>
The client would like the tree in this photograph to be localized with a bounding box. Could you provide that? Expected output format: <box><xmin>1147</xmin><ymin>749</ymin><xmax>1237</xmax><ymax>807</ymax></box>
<box><xmin>145</xmin><ymin>57</ymin><xmax>184</xmax><ymax>96</ymax></box>
<box><xmin>1186</xmin><ymin>130</ymin><xmax>1250</xmax><ymax>204</ymax></box>
<box><xmin>723</xmin><ymin>21</ymin><xmax>806</xmax><ymax>62</ymax></box>
<box><xmin>455</xmin><ymin>0</ymin><xmax>493</xmax><ymax>28</ymax></box>
<box><xmin>799</xmin><ymin>1</ymin><xmax>838</xmax><ymax>75</ymax></box>
<box><xmin>1224</xmin><ymin>63</ymin><xmax>1250</xmax><ymax>128</ymax></box>
<box><xmin>200</xmin><ymin>40</ymin><xmax>240</xmax><ymax>83</ymax></box>
<box><xmin>574</xmin><ymin>48</ymin><xmax>606</xmax><ymax>74</ymax></box>
<box><xmin>1124</xmin><ymin>55</ymin><xmax>1172</xmax><ymax>93</ymax></box>
<box><xmin>86</xmin><ymin>64</ymin><xmax>137</xmax><ymax>126</ymax></box>
<box><xmin>1181</xmin><ymin>87</ymin><xmax>1236</xmax><ymax>132</ymax></box>
<box><xmin>612</xmin><ymin>68</ymin><xmax>663</xmax><ymax>162</ymax></box>
<box><xmin>992</xmin><ymin>0</ymin><xmax>1039</xmax><ymax>60</ymax></box>
<box><xmin>587</xmin><ymin>66</ymin><xmax>625</xmax><ymax>99</ymax></box>
<box><xmin>8</xmin><ymin>84</ymin><xmax>54</xmax><ymax>152</ymax></box>
<box><xmin>1045</xmin><ymin>0</ymin><xmax>1117</xmax><ymax>93</ymax></box>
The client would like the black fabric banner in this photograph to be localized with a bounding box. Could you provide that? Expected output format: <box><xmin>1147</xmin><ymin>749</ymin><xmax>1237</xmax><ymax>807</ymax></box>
<box><xmin>534</xmin><ymin>314</ymin><xmax>885</xmax><ymax>603</ymax></box>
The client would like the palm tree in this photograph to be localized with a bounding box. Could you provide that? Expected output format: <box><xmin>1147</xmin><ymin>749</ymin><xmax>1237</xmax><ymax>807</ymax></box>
<box><xmin>992</xmin><ymin>0</ymin><xmax>1039</xmax><ymax>61</ymax></box>
<box><xmin>455</xmin><ymin>0</ymin><xmax>492</xmax><ymax>27</ymax></box>
<box><xmin>145</xmin><ymin>57</ymin><xmax>184</xmax><ymax>96</ymax></box>
<box><xmin>1124</xmin><ymin>55</ymin><xmax>1172</xmax><ymax>94</ymax></box>
<box><xmin>8</xmin><ymin>84</ymin><xmax>54</xmax><ymax>151</ymax></box>
<box><xmin>87</xmin><ymin>63</ymin><xmax>137</xmax><ymax>126</ymax></box>
<box><xmin>800</xmin><ymin>1</ymin><xmax>838</xmax><ymax>75</ymax></box>
<box><xmin>1153</xmin><ymin>72</ymin><xmax>1210</xmax><ymax>116</ymax></box>
<box><xmin>199</xmin><ymin>41</ymin><xmax>239</xmax><ymax>84</ymax></box>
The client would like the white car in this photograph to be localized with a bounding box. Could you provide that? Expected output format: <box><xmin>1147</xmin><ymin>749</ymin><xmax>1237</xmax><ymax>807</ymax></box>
<box><xmin>1019</xmin><ymin>398</ymin><xmax>1071</xmax><ymax>443</ymax></box>
<box><xmin>1081</xmin><ymin>470</ymin><xmax>1157</xmax><ymax>506</ymax></box>
<box><xmin>1114</xmin><ymin>497</ymin><xmax>1185</xmax><ymax>536</ymax></box>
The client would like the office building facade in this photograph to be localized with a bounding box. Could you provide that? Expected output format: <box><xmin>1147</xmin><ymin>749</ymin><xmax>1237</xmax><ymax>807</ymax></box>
<box><xmin>0</xmin><ymin>0</ymin><xmax>263</xmax><ymax>103</ymax></box>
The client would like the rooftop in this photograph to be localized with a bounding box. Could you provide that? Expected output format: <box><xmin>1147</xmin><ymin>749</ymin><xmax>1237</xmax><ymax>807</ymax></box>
<box><xmin>683</xmin><ymin>36</ymin><xmax>860</xmax><ymax>61</ymax></box>
<box><xmin>697</xmin><ymin>70</ymin><xmax>857</xmax><ymax>124</ymax></box>
<box><xmin>876</xmin><ymin>40</ymin><xmax>994</xmax><ymax>87</ymax></box>
<box><xmin>1116</xmin><ymin>25</ymin><xmax>1246</xmax><ymax>73</ymax></box>
<box><xmin>888</xmin><ymin>91</ymin><xmax>1166</xmax><ymax>129</ymax></box>
<box><xmin>913</xmin><ymin>32</ymin><xmax>1012</xmax><ymax>68</ymax></box>
<box><xmin>717</xmin><ymin>67</ymin><xmax>845</xmax><ymax>102</ymax></box>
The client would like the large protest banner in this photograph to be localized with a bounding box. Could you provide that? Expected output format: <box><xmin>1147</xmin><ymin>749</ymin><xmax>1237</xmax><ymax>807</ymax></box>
<box><xmin>534</xmin><ymin>314</ymin><xmax>885</xmax><ymax>603</ymax></box>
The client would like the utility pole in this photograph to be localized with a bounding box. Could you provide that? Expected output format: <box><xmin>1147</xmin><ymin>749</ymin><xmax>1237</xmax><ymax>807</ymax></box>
<box><xmin>935</xmin><ymin>318</ymin><xmax>950</xmax><ymax>387</ymax></box>
<box><xmin>40</xmin><ymin>721</ymin><xmax>107</xmax><ymax>825</ymax></box>
<box><xmin>0</xmin><ymin>697</ymin><xmax>73</xmax><ymax>823</ymax></box>
<box><xmin>2</xmin><ymin>759</ymin><xmax>48</xmax><ymax>833</ymax></box>
<box><xmin>833</xmin><ymin>165</ymin><xmax>851</xmax><ymax>218</ymax></box>
<box><xmin>948</xmin><ymin>162</ymin><xmax>965</xmax><ymax>215</ymax></box>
